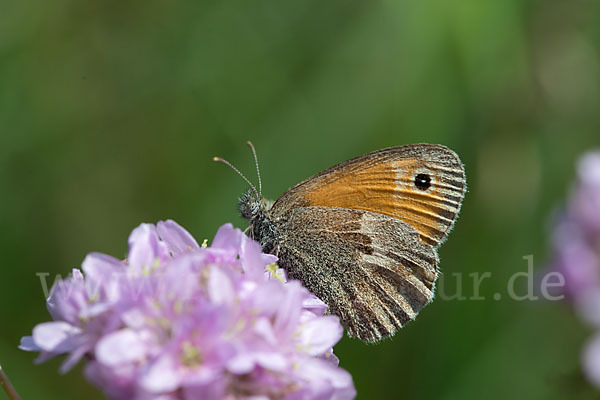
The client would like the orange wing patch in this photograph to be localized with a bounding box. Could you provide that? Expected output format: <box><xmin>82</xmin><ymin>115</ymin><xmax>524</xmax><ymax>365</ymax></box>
<box><xmin>271</xmin><ymin>145</ymin><xmax>466</xmax><ymax>247</ymax></box>
<box><xmin>303</xmin><ymin>158</ymin><xmax>459</xmax><ymax>246</ymax></box>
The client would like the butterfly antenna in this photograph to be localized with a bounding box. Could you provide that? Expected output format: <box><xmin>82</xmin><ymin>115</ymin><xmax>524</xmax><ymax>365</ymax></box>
<box><xmin>213</xmin><ymin>156</ymin><xmax>259</xmax><ymax>197</ymax></box>
<box><xmin>247</xmin><ymin>141</ymin><xmax>262</xmax><ymax>197</ymax></box>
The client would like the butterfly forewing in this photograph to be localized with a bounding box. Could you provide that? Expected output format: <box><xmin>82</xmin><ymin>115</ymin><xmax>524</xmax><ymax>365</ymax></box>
<box><xmin>274</xmin><ymin>206</ymin><xmax>439</xmax><ymax>342</ymax></box>
<box><xmin>271</xmin><ymin>144</ymin><xmax>466</xmax><ymax>247</ymax></box>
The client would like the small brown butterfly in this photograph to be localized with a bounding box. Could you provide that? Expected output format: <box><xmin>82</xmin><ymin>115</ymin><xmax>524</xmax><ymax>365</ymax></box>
<box><xmin>215</xmin><ymin>143</ymin><xmax>466</xmax><ymax>342</ymax></box>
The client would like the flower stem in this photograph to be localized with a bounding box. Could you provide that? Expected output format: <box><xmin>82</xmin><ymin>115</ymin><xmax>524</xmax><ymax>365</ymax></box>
<box><xmin>0</xmin><ymin>363</ymin><xmax>21</xmax><ymax>400</ymax></box>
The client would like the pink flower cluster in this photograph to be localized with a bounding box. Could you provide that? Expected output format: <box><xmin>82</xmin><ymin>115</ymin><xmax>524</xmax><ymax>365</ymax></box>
<box><xmin>547</xmin><ymin>151</ymin><xmax>600</xmax><ymax>387</ymax></box>
<box><xmin>20</xmin><ymin>221</ymin><xmax>356</xmax><ymax>399</ymax></box>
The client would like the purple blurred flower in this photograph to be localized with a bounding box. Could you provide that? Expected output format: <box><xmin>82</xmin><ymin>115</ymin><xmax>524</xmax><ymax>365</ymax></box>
<box><xmin>570</xmin><ymin>152</ymin><xmax>600</xmax><ymax>235</ymax></box>
<box><xmin>549</xmin><ymin>151</ymin><xmax>600</xmax><ymax>300</ymax></box>
<box><xmin>546</xmin><ymin>151</ymin><xmax>600</xmax><ymax>389</ymax></box>
<box><xmin>21</xmin><ymin>220</ymin><xmax>356</xmax><ymax>399</ymax></box>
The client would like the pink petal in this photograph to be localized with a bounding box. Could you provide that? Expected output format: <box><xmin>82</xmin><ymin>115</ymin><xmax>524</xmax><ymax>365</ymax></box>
<box><xmin>157</xmin><ymin>220</ymin><xmax>200</xmax><ymax>256</ymax></box>
<box><xmin>128</xmin><ymin>224</ymin><xmax>168</xmax><ymax>272</ymax></box>
<box><xmin>251</xmin><ymin>280</ymin><xmax>285</xmax><ymax>317</ymax></box>
<box><xmin>226</xmin><ymin>354</ymin><xmax>255</xmax><ymax>374</ymax></box>
<box><xmin>578</xmin><ymin>151</ymin><xmax>600</xmax><ymax>186</ymax></box>
<box><xmin>252</xmin><ymin>317</ymin><xmax>277</xmax><ymax>346</ymax></box>
<box><xmin>299</xmin><ymin>315</ymin><xmax>343</xmax><ymax>356</ymax></box>
<box><xmin>240</xmin><ymin>237</ymin><xmax>268</xmax><ymax>280</ymax></box>
<box><xmin>121</xmin><ymin>308</ymin><xmax>147</xmax><ymax>329</ymax></box>
<box><xmin>262</xmin><ymin>253</ymin><xmax>278</xmax><ymax>264</ymax></box>
<box><xmin>296</xmin><ymin>358</ymin><xmax>355</xmax><ymax>394</ymax></box>
<box><xmin>19</xmin><ymin>336</ymin><xmax>40</xmax><ymax>351</ymax></box>
<box><xmin>226</xmin><ymin>351</ymin><xmax>288</xmax><ymax>374</ymax></box>
<box><xmin>302</xmin><ymin>296</ymin><xmax>328</xmax><ymax>317</ymax></box>
<box><xmin>207</xmin><ymin>267</ymin><xmax>235</xmax><ymax>305</ymax></box>
<box><xmin>59</xmin><ymin>344</ymin><xmax>90</xmax><ymax>373</ymax></box>
<box><xmin>273</xmin><ymin>281</ymin><xmax>305</xmax><ymax>336</ymax></box>
<box><xmin>211</xmin><ymin>224</ymin><xmax>243</xmax><ymax>251</ymax></box>
<box><xmin>181</xmin><ymin>366</ymin><xmax>219</xmax><ymax>385</ymax></box>
<box><xmin>140</xmin><ymin>354</ymin><xmax>181</xmax><ymax>393</ymax></box>
<box><xmin>96</xmin><ymin>329</ymin><xmax>147</xmax><ymax>366</ymax></box>
<box><xmin>584</xmin><ymin>333</ymin><xmax>600</xmax><ymax>388</ymax></box>
<box><xmin>46</xmin><ymin>270</ymin><xmax>86</xmax><ymax>322</ymax></box>
<box><xmin>81</xmin><ymin>252</ymin><xmax>123</xmax><ymax>279</ymax></box>
<box><xmin>254</xmin><ymin>352</ymin><xmax>288</xmax><ymax>371</ymax></box>
<box><xmin>32</xmin><ymin>321</ymin><xmax>82</xmax><ymax>353</ymax></box>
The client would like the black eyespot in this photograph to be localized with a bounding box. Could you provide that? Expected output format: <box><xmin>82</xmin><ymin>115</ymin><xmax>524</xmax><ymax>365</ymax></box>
<box><xmin>414</xmin><ymin>173</ymin><xmax>431</xmax><ymax>190</ymax></box>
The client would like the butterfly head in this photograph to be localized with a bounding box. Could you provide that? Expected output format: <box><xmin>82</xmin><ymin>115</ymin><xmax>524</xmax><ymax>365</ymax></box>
<box><xmin>238</xmin><ymin>188</ymin><xmax>276</xmax><ymax>251</ymax></box>
<box><xmin>238</xmin><ymin>188</ymin><xmax>272</xmax><ymax>220</ymax></box>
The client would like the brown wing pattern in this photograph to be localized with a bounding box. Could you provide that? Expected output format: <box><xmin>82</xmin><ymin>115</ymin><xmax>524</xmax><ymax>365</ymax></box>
<box><xmin>275</xmin><ymin>206</ymin><xmax>439</xmax><ymax>342</ymax></box>
<box><xmin>271</xmin><ymin>144</ymin><xmax>466</xmax><ymax>247</ymax></box>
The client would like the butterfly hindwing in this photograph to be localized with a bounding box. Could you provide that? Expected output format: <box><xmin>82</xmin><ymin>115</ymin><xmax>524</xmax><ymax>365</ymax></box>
<box><xmin>274</xmin><ymin>206</ymin><xmax>438</xmax><ymax>342</ymax></box>
<box><xmin>271</xmin><ymin>144</ymin><xmax>466</xmax><ymax>247</ymax></box>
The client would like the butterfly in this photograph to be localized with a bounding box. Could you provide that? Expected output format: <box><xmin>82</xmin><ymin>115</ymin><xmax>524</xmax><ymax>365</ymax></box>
<box><xmin>215</xmin><ymin>143</ymin><xmax>466</xmax><ymax>343</ymax></box>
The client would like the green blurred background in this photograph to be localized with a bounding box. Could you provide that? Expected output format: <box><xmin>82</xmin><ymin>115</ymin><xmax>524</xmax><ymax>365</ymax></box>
<box><xmin>2</xmin><ymin>0</ymin><xmax>600</xmax><ymax>398</ymax></box>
